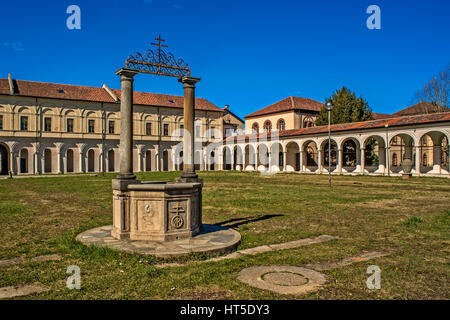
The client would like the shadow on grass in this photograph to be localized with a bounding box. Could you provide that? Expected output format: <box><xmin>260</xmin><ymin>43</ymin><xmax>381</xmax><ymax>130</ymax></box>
<box><xmin>214</xmin><ymin>214</ymin><xmax>284</xmax><ymax>228</ymax></box>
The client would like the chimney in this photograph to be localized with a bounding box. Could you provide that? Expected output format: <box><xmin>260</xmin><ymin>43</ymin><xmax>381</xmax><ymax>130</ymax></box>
<box><xmin>8</xmin><ymin>73</ymin><xmax>14</xmax><ymax>95</ymax></box>
<box><xmin>102</xmin><ymin>84</ymin><xmax>119</xmax><ymax>102</ymax></box>
<box><xmin>224</xmin><ymin>104</ymin><xmax>229</xmax><ymax>110</ymax></box>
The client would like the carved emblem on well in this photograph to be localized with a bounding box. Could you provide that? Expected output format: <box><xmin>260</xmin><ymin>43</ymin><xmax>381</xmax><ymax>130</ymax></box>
<box><xmin>168</xmin><ymin>201</ymin><xmax>187</xmax><ymax>230</ymax></box>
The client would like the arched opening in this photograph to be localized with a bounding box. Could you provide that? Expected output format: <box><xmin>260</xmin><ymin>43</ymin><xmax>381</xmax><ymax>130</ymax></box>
<box><xmin>303</xmin><ymin>117</ymin><xmax>314</xmax><ymax>128</ymax></box>
<box><xmin>270</xmin><ymin>143</ymin><xmax>283</xmax><ymax>172</ymax></box>
<box><xmin>286</xmin><ymin>142</ymin><xmax>300</xmax><ymax>172</ymax></box>
<box><xmin>363</xmin><ymin>136</ymin><xmax>386</xmax><ymax>173</ymax></box>
<box><xmin>419</xmin><ymin>131</ymin><xmax>449</xmax><ymax>174</ymax></box>
<box><xmin>209</xmin><ymin>151</ymin><xmax>215</xmax><ymax>171</ymax></box>
<box><xmin>163</xmin><ymin>150</ymin><xmax>169</xmax><ymax>171</ymax></box>
<box><xmin>303</xmin><ymin>141</ymin><xmax>318</xmax><ymax>171</ymax></box>
<box><xmin>263</xmin><ymin>121</ymin><xmax>272</xmax><ymax>133</ymax></box>
<box><xmin>233</xmin><ymin>146</ymin><xmax>243</xmax><ymax>170</ymax></box>
<box><xmin>108</xmin><ymin>150</ymin><xmax>115</xmax><ymax>172</ymax></box>
<box><xmin>176</xmin><ymin>151</ymin><xmax>183</xmax><ymax>171</ymax></box>
<box><xmin>277</xmin><ymin>119</ymin><xmax>285</xmax><ymax>131</ymax></box>
<box><xmin>322</xmin><ymin>140</ymin><xmax>338</xmax><ymax>171</ymax></box>
<box><xmin>194</xmin><ymin>151</ymin><xmax>201</xmax><ymax>171</ymax></box>
<box><xmin>20</xmin><ymin>149</ymin><xmax>28</xmax><ymax>174</ymax></box>
<box><xmin>67</xmin><ymin>149</ymin><xmax>74</xmax><ymax>173</ymax></box>
<box><xmin>389</xmin><ymin>134</ymin><xmax>415</xmax><ymax>173</ymax></box>
<box><xmin>252</xmin><ymin>123</ymin><xmax>259</xmax><ymax>134</ymax></box>
<box><xmin>44</xmin><ymin>149</ymin><xmax>52</xmax><ymax>173</ymax></box>
<box><xmin>145</xmin><ymin>150</ymin><xmax>152</xmax><ymax>171</ymax></box>
<box><xmin>256</xmin><ymin>144</ymin><xmax>269</xmax><ymax>171</ymax></box>
<box><xmin>0</xmin><ymin>143</ymin><xmax>9</xmax><ymax>175</ymax></box>
<box><xmin>244</xmin><ymin>145</ymin><xmax>256</xmax><ymax>171</ymax></box>
<box><xmin>341</xmin><ymin>138</ymin><xmax>360</xmax><ymax>172</ymax></box>
<box><xmin>87</xmin><ymin>149</ymin><xmax>95</xmax><ymax>172</ymax></box>
<box><xmin>222</xmin><ymin>147</ymin><xmax>232</xmax><ymax>170</ymax></box>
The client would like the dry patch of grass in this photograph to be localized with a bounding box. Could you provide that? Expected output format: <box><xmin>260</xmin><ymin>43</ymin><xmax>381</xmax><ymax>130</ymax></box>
<box><xmin>0</xmin><ymin>172</ymin><xmax>449</xmax><ymax>299</ymax></box>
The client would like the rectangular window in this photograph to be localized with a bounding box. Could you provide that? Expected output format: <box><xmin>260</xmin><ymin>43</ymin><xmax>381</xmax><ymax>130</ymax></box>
<box><xmin>20</xmin><ymin>116</ymin><xmax>28</xmax><ymax>131</ymax></box>
<box><xmin>210</xmin><ymin>126</ymin><xmax>215</xmax><ymax>138</ymax></box>
<box><xmin>180</xmin><ymin>125</ymin><xmax>184</xmax><ymax>137</ymax></box>
<box><xmin>67</xmin><ymin>118</ymin><xmax>74</xmax><ymax>132</ymax></box>
<box><xmin>146</xmin><ymin>122</ymin><xmax>152</xmax><ymax>136</ymax></box>
<box><xmin>108</xmin><ymin>120</ymin><xmax>115</xmax><ymax>134</ymax></box>
<box><xmin>88</xmin><ymin>119</ymin><xmax>95</xmax><ymax>133</ymax></box>
<box><xmin>163</xmin><ymin>123</ymin><xmax>169</xmax><ymax>136</ymax></box>
<box><xmin>44</xmin><ymin>117</ymin><xmax>52</xmax><ymax>132</ymax></box>
<box><xmin>0</xmin><ymin>115</ymin><xmax>3</xmax><ymax>130</ymax></box>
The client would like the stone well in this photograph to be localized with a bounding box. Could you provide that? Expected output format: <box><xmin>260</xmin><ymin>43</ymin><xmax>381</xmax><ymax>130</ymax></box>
<box><xmin>111</xmin><ymin>180</ymin><xmax>202</xmax><ymax>241</ymax></box>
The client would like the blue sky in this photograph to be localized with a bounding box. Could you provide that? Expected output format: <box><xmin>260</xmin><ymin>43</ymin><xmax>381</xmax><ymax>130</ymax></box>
<box><xmin>0</xmin><ymin>0</ymin><xmax>449</xmax><ymax>118</ymax></box>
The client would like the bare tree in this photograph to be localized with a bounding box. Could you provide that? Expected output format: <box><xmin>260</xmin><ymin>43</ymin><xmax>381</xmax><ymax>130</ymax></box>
<box><xmin>415</xmin><ymin>65</ymin><xmax>449</xmax><ymax>113</ymax></box>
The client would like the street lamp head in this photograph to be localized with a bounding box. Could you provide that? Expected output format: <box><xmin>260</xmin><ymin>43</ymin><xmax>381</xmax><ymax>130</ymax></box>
<box><xmin>325</xmin><ymin>101</ymin><xmax>334</xmax><ymax>111</ymax></box>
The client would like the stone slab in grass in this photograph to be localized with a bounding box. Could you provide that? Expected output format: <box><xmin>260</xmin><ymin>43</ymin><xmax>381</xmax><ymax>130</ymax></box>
<box><xmin>0</xmin><ymin>254</ymin><xmax>62</xmax><ymax>267</ymax></box>
<box><xmin>0</xmin><ymin>258</ymin><xmax>23</xmax><ymax>267</ymax></box>
<box><xmin>304</xmin><ymin>251</ymin><xmax>390</xmax><ymax>271</ymax></box>
<box><xmin>0</xmin><ymin>284</ymin><xmax>49</xmax><ymax>299</ymax></box>
<box><xmin>237</xmin><ymin>265</ymin><xmax>326</xmax><ymax>295</ymax></box>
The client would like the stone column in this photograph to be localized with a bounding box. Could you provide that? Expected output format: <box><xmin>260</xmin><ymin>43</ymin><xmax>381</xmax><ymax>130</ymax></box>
<box><xmin>360</xmin><ymin>148</ymin><xmax>365</xmax><ymax>174</ymax></box>
<box><xmin>283</xmin><ymin>151</ymin><xmax>287</xmax><ymax>172</ymax></box>
<box><xmin>268</xmin><ymin>151</ymin><xmax>272</xmax><ymax>172</ymax></box>
<box><xmin>116</xmin><ymin>68</ymin><xmax>139</xmax><ymax>180</ymax></box>
<box><xmin>415</xmin><ymin>146</ymin><xmax>421</xmax><ymax>176</ymax></box>
<box><xmin>57</xmin><ymin>151</ymin><xmax>62</xmax><ymax>174</ymax></box>
<box><xmin>338</xmin><ymin>149</ymin><xmax>343</xmax><ymax>174</ymax></box>
<box><xmin>178</xmin><ymin>76</ymin><xmax>201</xmax><ymax>182</ymax></box>
<box><xmin>299</xmin><ymin>150</ymin><xmax>304</xmax><ymax>172</ymax></box>
<box><xmin>432</xmin><ymin>143</ymin><xmax>442</xmax><ymax>174</ymax></box>
<box><xmin>318</xmin><ymin>149</ymin><xmax>323</xmax><ymax>173</ymax></box>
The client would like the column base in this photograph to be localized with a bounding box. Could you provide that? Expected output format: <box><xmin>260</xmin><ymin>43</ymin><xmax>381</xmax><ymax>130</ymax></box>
<box><xmin>178</xmin><ymin>171</ymin><xmax>199</xmax><ymax>183</ymax></box>
<box><xmin>116</xmin><ymin>173</ymin><xmax>136</xmax><ymax>180</ymax></box>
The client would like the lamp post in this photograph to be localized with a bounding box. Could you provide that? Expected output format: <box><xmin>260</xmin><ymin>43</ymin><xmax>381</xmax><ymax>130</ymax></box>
<box><xmin>385</xmin><ymin>124</ymin><xmax>390</xmax><ymax>177</ymax></box>
<box><xmin>325</xmin><ymin>102</ymin><xmax>334</xmax><ymax>187</ymax></box>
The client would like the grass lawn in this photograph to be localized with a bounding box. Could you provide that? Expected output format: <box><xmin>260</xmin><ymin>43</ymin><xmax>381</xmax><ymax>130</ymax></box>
<box><xmin>0</xmin><ymin>171</ymin><xmax>448</xmax><ymax>299</ymax></box>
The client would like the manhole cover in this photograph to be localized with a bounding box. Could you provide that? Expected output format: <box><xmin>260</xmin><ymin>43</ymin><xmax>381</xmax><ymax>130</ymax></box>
<box><xmin>238</xmin><ymin>265</ymin><xmax>326</xmax><ymax>295</ymax></box>
<box><xmin>262</xmin><ymin>271</ymin><xmax>308</xmax><ymax>286</ymax></box>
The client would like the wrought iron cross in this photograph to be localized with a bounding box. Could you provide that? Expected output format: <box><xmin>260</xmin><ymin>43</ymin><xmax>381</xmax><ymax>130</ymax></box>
<box><xmin>151</xmin><ymin>34</ymin><xmax>168</xmax><ymax>50</ymax></box>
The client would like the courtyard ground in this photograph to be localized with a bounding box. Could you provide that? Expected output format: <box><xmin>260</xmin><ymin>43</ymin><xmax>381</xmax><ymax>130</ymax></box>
<box><xmin>0</xmin><ymin>171</ymin><xmax>448</xmax><ymax>299</ymax></box>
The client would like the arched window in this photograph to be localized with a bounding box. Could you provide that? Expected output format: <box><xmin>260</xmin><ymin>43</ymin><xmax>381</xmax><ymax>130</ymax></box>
<box><xmin>303</xmin><ymin>117</ymin><xmax>314</xmax><ymax>128</ymax></box>
<box><xmin>263</xmin><ymin>120</ymin><xmax>272</xmax><ymax>133</ymax></box>
<box><xmin>252</xmin><ymin>123</ymin><xmax>259</xmax><ymax>134</ymax></box>
<box><xmin>277</xmin><ymin>119</ymin><xmax>285</xmax><ymax>131</ymax></box>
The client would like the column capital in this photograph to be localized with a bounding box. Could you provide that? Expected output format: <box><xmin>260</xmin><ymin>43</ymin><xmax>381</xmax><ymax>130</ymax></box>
<box><xmin>115</xmin><ymin>68</ymin><xmax>139</xmax><ymax>80</ymax></box>
<box><xmin>178</xmin><ymin>76</ymin><xmax>201</xmax><ymax>88</ymax></box>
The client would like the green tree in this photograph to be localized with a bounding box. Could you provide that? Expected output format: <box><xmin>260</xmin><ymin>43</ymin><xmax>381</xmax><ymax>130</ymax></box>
<box><xmin>316</xmin><ymin>87</ymin><xmax>377</xmax><ymax>164</ymax></box>
<box><xmin>315</xmin><ymin>87</ymin><xmax>373</xmax><ymax>126</ymax></box>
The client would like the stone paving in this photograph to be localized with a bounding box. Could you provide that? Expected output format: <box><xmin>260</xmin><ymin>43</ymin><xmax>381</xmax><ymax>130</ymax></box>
<box><xmin>76</xmin><ymin>224</ymin><xmax>241</xmax><ymax>257</ymax></box>
<box><xmin>0</xmin><ymin>284</ymin><xmax>49</xmax><ymax>299</ymax></box>
<box><xmin>304</xmin><ymin>251</ymin><xmax>390</xmax><ymax>271</ymax></box>
<box><xmin>0</xmin><ymin>254</ymin><xmax>62</xmax><ymax>267</ymax></box>
<box><xmin>237</xmin><ymin>250</ymin><xmax>391</xmax><ymax>296</ymax></box>
<box><xmin>238</xmin><ymin>266</ymin><xmax>327</xmax><ymax>295</ymax></box>
<box><xmin>155</xmin><ymin>234</ymin><xmax>338</xmax><ymax>268</ymax></box>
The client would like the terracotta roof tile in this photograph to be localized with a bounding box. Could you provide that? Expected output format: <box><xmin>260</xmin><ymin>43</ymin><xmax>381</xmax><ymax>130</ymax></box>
<box><xmin>244</xmin><ymin>96</ymin><xmax>323</xmax><ymax>119</ymax></box>
<box><xmin>226</xmin><ymin>112</ymin><xmax>450</xmax><ymax>142</ymax></box>
<box><xmin>0</xmin><ymin>79</ymin><xmax>222</xmax><ymax>112</ymax></box>
<box><xmin>393</xmin><ymin>101</ymin><xmax>449</xmax><ymax>116</ymax></box>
